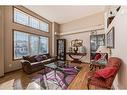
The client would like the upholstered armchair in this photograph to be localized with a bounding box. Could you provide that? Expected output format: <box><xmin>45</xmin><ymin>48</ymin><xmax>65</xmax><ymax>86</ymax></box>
<box><xmin>87</xmin><ymin>57</ymin><xmax>122</xmax><ymax>89</ymax></box>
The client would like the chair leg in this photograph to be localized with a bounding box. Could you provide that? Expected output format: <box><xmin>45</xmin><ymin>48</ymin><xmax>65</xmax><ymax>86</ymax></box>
<box><xmin>89</xmin><ymin>64</ymin><xmax>93</xmax><ymax>71</ymax></box>
<box><xmin>87</xmin><ymin>78</ymin><xmax>91</xmax><ymax>90</ymax></box>
<box><xmin>87</xmin><ymin>82</ymin><xmax>90</xmax><ymax>90</ymax></box>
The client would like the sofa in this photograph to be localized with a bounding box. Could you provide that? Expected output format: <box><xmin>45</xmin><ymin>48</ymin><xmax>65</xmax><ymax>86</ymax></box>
<box><xmin>21</xmin><ymin>53</ymin><xmax>57</xmax><ymax>74</ymax></box>
<box><xmin>87</xmin><ymin>57</ymin><xmax>122</xmax><ymax>89</ymax></box>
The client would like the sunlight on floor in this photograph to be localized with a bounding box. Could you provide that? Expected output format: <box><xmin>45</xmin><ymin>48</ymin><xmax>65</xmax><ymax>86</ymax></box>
<box><xmin>26</xmin><ymin>81</ymin><xmax>42</xmax><ymax>90</ymax></box>
<box><xmin>0</xmin><ymin>79</ymin><xmax>15</xmax><ymax>90</ymax></box>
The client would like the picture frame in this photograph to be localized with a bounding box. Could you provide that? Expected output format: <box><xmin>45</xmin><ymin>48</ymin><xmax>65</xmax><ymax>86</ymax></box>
<box><xmin>107</xmin><ymin>27</ymin><xmax>115</xmax><ymax>48</ymax></box>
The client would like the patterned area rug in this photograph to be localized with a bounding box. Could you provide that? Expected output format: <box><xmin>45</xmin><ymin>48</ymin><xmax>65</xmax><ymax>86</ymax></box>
<box><xmin>29</xmin><ymin>67</ymin><xmax>80</xmax><ymax>90</ymax></box>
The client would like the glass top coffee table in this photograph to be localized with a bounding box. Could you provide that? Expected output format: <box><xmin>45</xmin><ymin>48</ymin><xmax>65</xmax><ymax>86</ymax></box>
<box><xmin>41</xmin><ymin>61</ymin><xmax>80</xmax><ymax>89</ymax></box>
<box><xmin>44</xmin><ymin>61</ymin><xmax>69</xmax><ymax>69</ymax></box>
<box><xmin>44</xmin><ymin>61</ymin><xmax>79</xmax><ymax>75</ymax></box>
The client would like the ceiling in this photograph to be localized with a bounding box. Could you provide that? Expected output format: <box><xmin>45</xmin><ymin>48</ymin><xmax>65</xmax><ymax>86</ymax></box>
<box><xmin>24</xmin><ymin>6</ymin><xmax>105</xmax><ymax>24</ymax></box>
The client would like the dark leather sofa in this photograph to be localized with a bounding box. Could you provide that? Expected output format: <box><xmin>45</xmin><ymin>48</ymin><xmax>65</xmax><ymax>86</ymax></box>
<box><xmin>21</xmin><ymin>53</ymin><xmax>56</xmax><ymax>74</ymax></box>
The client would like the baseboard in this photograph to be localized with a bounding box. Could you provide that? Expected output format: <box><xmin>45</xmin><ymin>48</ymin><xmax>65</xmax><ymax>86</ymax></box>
<box><xmin>4</xmin><ymin>68</ymin><xmax>22</xmax><ymax>75</ymax></box>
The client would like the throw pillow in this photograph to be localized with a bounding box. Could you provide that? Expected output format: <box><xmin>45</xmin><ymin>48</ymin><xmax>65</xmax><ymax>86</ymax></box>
<box><xmin>29</xmin><ymin>56</ymin><xmax>37</xmax><ymax>63</ymax></box>
<box><xmin>35</xmin><ymin>55</ymin><xmax>43</xmax><ymax>62</ymax></box>
<box><xmin>23</xmin><ymin>56</ymin><xmax>37</xmax><ymax>63</ymax></box>
<box><xmin>94</xmin><ymin>53</ymin><xmax>101</xmax><ymax>61</ymax></box>
<box><xmin>94</xmin><ymin>67</ymin><xmax>117</xmax><ymax>79</ymax></box>
<box><xmin>42</xmin><ymin>54</ymin><xmax>48</xmax><ymax>59</ymax></box>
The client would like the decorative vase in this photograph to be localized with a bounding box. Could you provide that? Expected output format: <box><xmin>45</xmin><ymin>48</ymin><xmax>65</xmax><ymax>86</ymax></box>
<box><xmin>79</xmin><ymin>46</ymin><xmax>86</xmax><ymax>53</ymax></box>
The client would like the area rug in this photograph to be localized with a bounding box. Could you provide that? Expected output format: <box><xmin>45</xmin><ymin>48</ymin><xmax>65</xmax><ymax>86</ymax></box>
<box><xmin>29</xmin><ymin>67</ymin><xmax>81</xmax><ymax>90</ymax></box>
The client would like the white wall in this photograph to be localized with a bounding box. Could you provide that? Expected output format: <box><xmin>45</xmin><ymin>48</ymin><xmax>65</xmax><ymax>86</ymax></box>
<box><xmin>106</xmin><ymin>6</ymin><xmax>127</xmax><ymax>89</ymax></box>
<box><xmin>60</xmin><ymin>11</ymin><xmax>105</xmax><ymax>63</ymax></box>
<box><xmin>60</xmin><ymin>12</ymin><xmax>104</xmax><ymax>33</ymax></box>
<box><xmin>61</xmin><ymin>29</ymin><xmax>104</xmax><ymax>63</ymax></box>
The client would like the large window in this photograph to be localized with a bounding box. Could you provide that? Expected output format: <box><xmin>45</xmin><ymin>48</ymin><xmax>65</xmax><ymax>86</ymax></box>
<box><xmin>14</xmin><ymin>31</ymin><xmax>49</xmax><ymax>59</ymax></box>
<box><xmin>14</xmin><ymin>8</ymin><xmax>49</xmax><ymax>32</ymax></box>
<box><xmin>14</xmin><ymin>31</ymin><xmax>29</xmax><ymax>59</ymax></box>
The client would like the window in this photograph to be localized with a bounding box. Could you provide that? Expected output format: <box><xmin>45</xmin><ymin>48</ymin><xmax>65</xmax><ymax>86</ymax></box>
<box><xmin>14</xmin><ymin>31</ymin><xmax>49</xmax><ymax>59</ymax></box>
<box><xmin>29</xmin><ymin>17</ymin><xmax>39</xmax><ymax>29</ymax></box>
<box><xmin>14</xmin><ymin>8</ymin><xmax>49</xmax><ymax>32</ymax></box>
<box><xmin>29</xmin><ymin>35</ymin><xmax>39</xmax><ymax>55</ymax></box>
<box><xmin>14</xmin><ymin>8</ymin><xmax>29</xmax><ymax>25</ymax></box>
<box><xmin>40</xmin><ymin>21</ymin><xmax>49</xmax><ymax>32</ymax></box>
<box><xmin>14</xmin><ymin>31</ymin><xmax>29</xmax><ymax>59</ymax></box>
<box><xmin>39</xmin><ymin>36</ymin><xmax>48</xmax><ymax>54</ymax></box>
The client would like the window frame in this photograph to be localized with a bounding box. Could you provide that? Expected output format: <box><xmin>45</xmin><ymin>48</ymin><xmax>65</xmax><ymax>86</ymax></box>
<box><xmin>13</xmin><ymin>7</ymin><xmax>50</xmax><ymax>33</ymax></box>
<box><xmin>12</xmin><ymin>29</ymin><xmax>49</xmax><ymax>60</ymax></box>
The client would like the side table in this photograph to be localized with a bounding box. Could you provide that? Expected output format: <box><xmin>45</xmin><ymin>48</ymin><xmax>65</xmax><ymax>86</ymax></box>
<box><xmin>66</xmin><ymin>52</ymin><xmax>87</xmax><ymax>63</ymax></box>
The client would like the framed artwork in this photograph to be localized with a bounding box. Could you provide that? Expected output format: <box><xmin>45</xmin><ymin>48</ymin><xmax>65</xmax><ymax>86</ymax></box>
<box><xmin>107</xmin><ymin>27</ymin><xmax>115</xmax><ymax>48</ymax></box>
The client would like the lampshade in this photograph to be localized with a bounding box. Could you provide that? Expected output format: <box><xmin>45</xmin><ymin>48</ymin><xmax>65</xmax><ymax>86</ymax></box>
<box><xmin>96</xmin><ymin>46</ymin><xmax>108</xmax><ymax>53</ymax></box>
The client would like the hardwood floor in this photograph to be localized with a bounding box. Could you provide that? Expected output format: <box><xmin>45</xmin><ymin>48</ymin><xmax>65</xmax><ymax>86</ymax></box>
<box><xmin>0</xmin><ymin>62</ymin><xmax>96</xmax><ymax>90</ymax></box>
<box><xmin>67</xmin><ymin>63</ymin><xmax>95</xmax><ymax>90</ymax></box>
<box><xmin>0</xmin><ymin>70</ymin><xmax>32</xmax><ymax>89</ymax></box>
<box><xmin>67</xmin><ymin>63</ymin><xmax>89</xmax><ymax>89</ymax></box>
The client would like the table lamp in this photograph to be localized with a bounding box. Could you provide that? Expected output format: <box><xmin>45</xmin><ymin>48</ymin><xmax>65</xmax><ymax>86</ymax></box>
<box><xmin>96</xmin><ymin>46</ymin><xmax>108</xmax><ymax>53</ymax></box>
<box><xmin>71</xmin><ymin>39</ymin><xmax>83</xmax><ymax>53</ymax></box>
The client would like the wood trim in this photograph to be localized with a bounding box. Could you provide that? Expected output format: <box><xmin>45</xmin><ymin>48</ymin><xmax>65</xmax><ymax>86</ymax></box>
<box><xmin>4</xmin><ymin>68</ymin><xmax>22</xmax><ymax>75</ymax></box>
<box><xmin>0</xmin><ymin>6</ymin><xmax>5</xmax><ymax>77</ymax></box>
<box><xmin>12</xmin><ymin>29</ymin><xmax>15</xmax><ymax>61</ymax></box>
<box><xmin>13</xmin><ymin>29</ymin><xmax>49</xmax><ymax>38</ymax></box>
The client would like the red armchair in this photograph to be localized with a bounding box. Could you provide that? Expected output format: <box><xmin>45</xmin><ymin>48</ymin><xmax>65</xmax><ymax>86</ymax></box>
<box><xmin>87</xmin><ymin>57</ymin><xmax>122</xmax><ymax>89</ymax></box>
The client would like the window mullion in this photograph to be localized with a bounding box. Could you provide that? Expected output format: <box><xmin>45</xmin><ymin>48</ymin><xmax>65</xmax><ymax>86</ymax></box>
<box><xmin>38</xmin><ymin>37</ymin><xmax>40</xmax><ymax>54</ymax></box>
<box><xmin>28</xmin><ymin>15</ymin><xmax>30</xmax><ymax>27</ymax></box>
<box><xmin>28</xmin><ymin>34</ymin><xmax>31</xmax><ymax>55</ymax></box>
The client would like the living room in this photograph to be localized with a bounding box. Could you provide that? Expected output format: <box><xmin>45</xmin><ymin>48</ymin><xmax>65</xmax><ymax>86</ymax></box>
<box><xmin>0</xmin><ymin>3</ymin><xmax>127</xmax><ymax>92</ymax></box>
